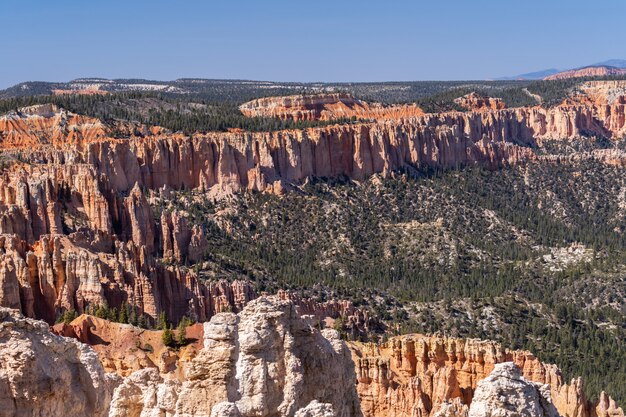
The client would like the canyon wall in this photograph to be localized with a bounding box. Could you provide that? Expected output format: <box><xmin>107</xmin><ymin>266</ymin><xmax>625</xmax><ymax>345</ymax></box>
<box><xmin>0</xmin><ymin>86</ymin><xmax>626</xmax><ymax>324</ymax></box>
<box><xmin>349</xmin><ymin>334</ymin><xmax>624</xmax><ymax>417</ymax></box>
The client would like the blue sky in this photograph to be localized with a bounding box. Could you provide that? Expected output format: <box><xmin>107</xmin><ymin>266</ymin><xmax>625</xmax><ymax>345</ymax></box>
<box><xmin>1</xmin><ymin>0</ymin><xmax>625</xmax><ymax>88</ymax></box>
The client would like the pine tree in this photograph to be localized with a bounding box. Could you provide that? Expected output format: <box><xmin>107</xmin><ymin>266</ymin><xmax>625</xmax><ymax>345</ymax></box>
<box><xmin>157</xmin><ymin>311</ymin><xmax>168</xmax><ymax>330</ymax></box>
<box><xmin>118</xmin><ymin>303</ymin><xmax>129</xmax><ymax>324</ymax></box>
<box><xmin>162</xmin><ymin>325</ymin><xmax>174</xmax><ymax>347</ymax></box>
<box><xmin>128</xmin><ymin>307</ymin><xmax>138</xmax><ymax>326</ymax></box>
<box><xmin>95</xmin><ymin>304</ymin><xmax>106</xmax><ymax>319</ymax></box>
<box><xmin>137</xmin><ymin>314</ymin><xmax>147</xmax><ymax>329</ymax></box>
<box><xmin>176</xmin><ymin>319</ymin><xmax>187</xmax><ymax>346</ymax></box>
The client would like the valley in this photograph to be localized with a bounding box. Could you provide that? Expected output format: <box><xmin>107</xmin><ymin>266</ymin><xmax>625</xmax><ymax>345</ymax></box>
<box><xmin>0</xmin><ymin>75</ymin><xmax>624</xmax><ymax>416</ymax></box>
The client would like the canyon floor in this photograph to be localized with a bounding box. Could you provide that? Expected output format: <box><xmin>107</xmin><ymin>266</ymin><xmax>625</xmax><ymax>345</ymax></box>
<box><xmin>0</xmin><ymin>77</ymin><xmax>624</xmax><ymax>415</ymax></box>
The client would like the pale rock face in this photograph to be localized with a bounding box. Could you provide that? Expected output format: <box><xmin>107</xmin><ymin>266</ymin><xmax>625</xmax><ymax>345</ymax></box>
<box><xmin>469</xmin><ymin>362</ymin><xmax>559</xmax><ymax>417</ymax></box>
<box><xmin>433</xmin><ymin>399</ymin><xmax>469</xmax><ymax>417</ymax></box>
<box><xmin>293</xmin><ymin>401</ymin><xmax>337</xmax><ymax>417</ymax></box>
<box><xmin>109</xmin><ymin>296</ymin><xmax>362</xmax><ymax>417</ymax></box>
<box><xmin>108</xmin><ymin>368</ymin><xmax>180</xmax><ymax>417</ymax></box>
<box><xmin>0</xmin><ymin>306</ymin><xmax>117</xmax><ymax>417</ymax></box>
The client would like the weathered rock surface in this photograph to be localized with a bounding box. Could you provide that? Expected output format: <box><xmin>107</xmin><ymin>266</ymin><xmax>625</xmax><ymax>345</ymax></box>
<box><xmin>349</xmin><ymin>334</ymin><xmax>624</xmax><ymax>417</ymax></box>
<box><xmin>0</xmin><ymin>306</ymin><xmax>118</xmax><ymax>417</ymax></box>
<box><xmin>469</xmin><ymin>362</ymin><xmax>559</xmax><ymax>417</ymax></box>
<box><xmin>108</xmin><ymin>296</ymin><xmax>363</xmax><ymax>417</ymax></box>
<box><xmin>53</xmin><ymin>314</ymin><xmax>204</xmax><ymax>377</ymax></box>
<box><xmin>2</xmin><ymin>302</ymin><xmax>623</xmax><ymax>417</ymax></box>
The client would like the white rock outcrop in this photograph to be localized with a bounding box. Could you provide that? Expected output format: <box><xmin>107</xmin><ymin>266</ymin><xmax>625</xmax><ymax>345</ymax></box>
<box><xmin>0</xmin><ymin>307</ymin><xmax>118</xmax><ymax>417</ymax></box>
<box><xmin>108</xmin><ymin>296</ymin><xmax>362</xmax><ymax>417</ymax></box>
<box><xmin>469</xmin><ymin>362</ymin><xmax>560</xmax><ymax>417</ymax></box>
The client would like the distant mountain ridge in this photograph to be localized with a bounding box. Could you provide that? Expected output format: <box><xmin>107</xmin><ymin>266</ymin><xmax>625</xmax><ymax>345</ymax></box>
<box><xmin>497</xmin><ymin>59</ymin><xmax>626</xmax><ymax>80</ymax></box>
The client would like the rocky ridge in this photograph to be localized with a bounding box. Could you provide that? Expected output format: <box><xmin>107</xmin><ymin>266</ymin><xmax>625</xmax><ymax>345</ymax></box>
<box><xmin>454</xmin><ymin>93</ymin><xmax>506</xmax><ymax>111</ymax></box>
<box><xmin>0</xmin><ymin>297</ymin><xmax>363</xmax><ymax>417</ymax></box>
<box><xmin>545</xmin><ymin>66</ymin><xmax>626</xmax><ymax>80</ymax></box>
<box><xmin>0</xmin><ymin>306</ymin><xmax>119</xmax><ymax>417</ymax></box>
<box><xmin>239</xmin><ymin>93</ymin><xmax>425</xmax><ymax>121</ymax></box>
<box><xmin>468</xmin><ymin>362</ymin><xmax>559</xmax><ymax>417</ymax></box>
<box><xmin>108</xmin><ymin>296</ymin><xmax>362</xmax><ymax>417</ymax></box>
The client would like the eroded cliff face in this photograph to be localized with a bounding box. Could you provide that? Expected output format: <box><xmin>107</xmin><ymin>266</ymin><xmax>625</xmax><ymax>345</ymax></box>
<box><xmin>1</xmin><ymin>85</ymin><xmax>626</xmax><ymax>326</ymax></box>
<box><xmin>348</xmin><ymin>334</ymin><xmax>624</xmax><ymax>417</ymax></box>
<box><xmin>108</xmin><ymin>296</ymin><xmax>363</xmax><ymax>417</ymax></box>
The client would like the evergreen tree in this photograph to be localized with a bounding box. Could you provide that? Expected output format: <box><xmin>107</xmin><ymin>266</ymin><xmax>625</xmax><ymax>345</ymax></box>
<box><xmin>176</xmin><ymin>319</ymin><xmax>187</xmax><ymax>346</ymax></box>
<box><xmin>162</xmin><ymin>325</ymin><xmax>174</xmax><ymax>347</ymax></box>
<box><xmin>118</xmin><ymin>302</ymin><xmax>129</xmax><ymax>324</ymax></box>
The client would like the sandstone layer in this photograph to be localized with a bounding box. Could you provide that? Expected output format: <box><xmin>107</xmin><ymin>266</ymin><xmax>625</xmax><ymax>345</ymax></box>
<box><xmin>349</xmin><ymin>334</ymin><xmax>624</xmax><ymax>417</ymax></box>
<box><xmin>239</xmin><ymin>93</ymin><xmax>424</xmax><ymax>121</ymax></box>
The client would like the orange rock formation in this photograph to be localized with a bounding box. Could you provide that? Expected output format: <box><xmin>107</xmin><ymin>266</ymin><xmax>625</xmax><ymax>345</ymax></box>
<box><xmin>349</xmin><ymin>334</ymin><xmax>624</xmax><ymax>417</ymax></box>
<box><xmin>454</xmin><ymin>93</ymin><xmax>506</xmax><ymax>111</ymax></box>
<box><xmin>239</xmin><ymin>93</ymin><xmax>424</xmax><ymax>121</ymax></box>
<box><xmin>53</xmin><ymin>314</ymin><xmax>203</xmax><ymax>377</ymax></box>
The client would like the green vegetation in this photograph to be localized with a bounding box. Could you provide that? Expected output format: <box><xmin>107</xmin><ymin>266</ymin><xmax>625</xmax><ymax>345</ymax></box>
<box><xmin>155</xmin><ymin>156</ymin><xmax>625</xmax><ymax>403</ymax></box>
<box><xmin>0</xmin><ymin>92</ymin><xmax>363</xmax><ymax>134</ymax></box>
<box><xmin>161</xmin><ymin>326</ymin><xmax>175</xmax><ymax>347</ymax></box>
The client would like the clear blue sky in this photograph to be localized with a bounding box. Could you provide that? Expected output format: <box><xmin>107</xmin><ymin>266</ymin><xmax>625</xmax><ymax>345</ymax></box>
<box><xmin>1</xmin><ymin>0</ymin><xmax>625</xmax><ymax>88</ymax></box>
